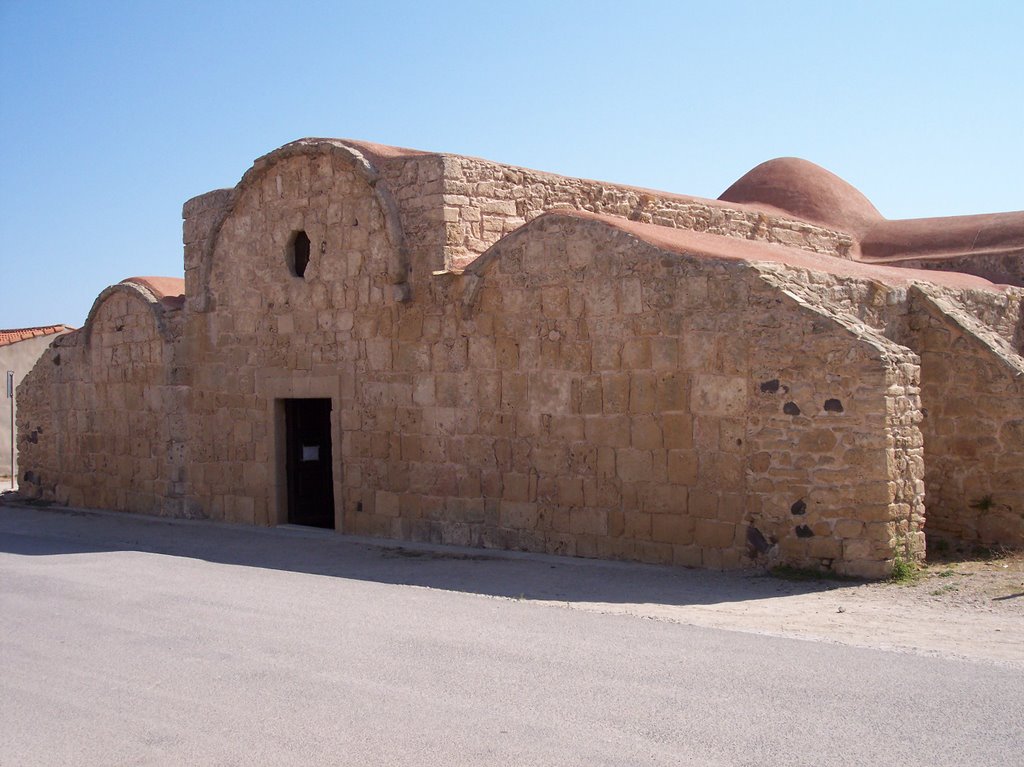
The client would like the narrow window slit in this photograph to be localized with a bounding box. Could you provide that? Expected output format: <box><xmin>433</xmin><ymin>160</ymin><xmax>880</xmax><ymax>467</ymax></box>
<box><xmin>290</xmin><ymin>230</ymin><xmax>311</xmax><ymax>278</ymax></box>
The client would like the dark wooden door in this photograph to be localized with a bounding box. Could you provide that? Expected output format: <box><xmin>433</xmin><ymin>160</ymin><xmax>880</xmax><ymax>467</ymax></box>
<box><xmin>285</xmin><ymin>398</ymin><xmax>335</xmax><ymax>529</ymax></box>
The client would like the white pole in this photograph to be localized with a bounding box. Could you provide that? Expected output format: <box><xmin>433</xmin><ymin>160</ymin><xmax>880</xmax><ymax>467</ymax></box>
<box><xmin>7</xmin><ymin>371</ymin><xmax>13</xmax><ymax>490</ymax></box>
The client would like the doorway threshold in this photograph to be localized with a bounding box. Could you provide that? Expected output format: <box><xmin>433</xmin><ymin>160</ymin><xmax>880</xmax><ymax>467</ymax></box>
<box><xmin>275</xmin><ymin>524</ymin><xmax>338</xmax><ymax>538</ymax></box>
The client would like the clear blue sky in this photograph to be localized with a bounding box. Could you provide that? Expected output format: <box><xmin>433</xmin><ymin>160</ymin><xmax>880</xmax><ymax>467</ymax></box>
<box><xmin>1</xmin><ymin>1</ymin><xmax>1021</xmax><ymax>328</ymax></box>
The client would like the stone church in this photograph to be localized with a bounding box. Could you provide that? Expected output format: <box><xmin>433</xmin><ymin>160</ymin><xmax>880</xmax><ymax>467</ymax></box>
<box><xmin>16</xmin><ymin>138</ymin><xmax>1024</xmax><ymax>577</ymax></box>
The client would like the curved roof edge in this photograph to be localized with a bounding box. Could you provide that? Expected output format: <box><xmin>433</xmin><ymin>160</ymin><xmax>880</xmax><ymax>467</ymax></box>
<box><xmin>122</xmin><ymin>276</ymin><xmax>186</xmax><ymax>309</ymax></box>
<box><xmin>465</xmin><ymin>210</ymin><xmax>1007</xmax><ymax>293</ymax></box>
<box><xmin>189</xmin><ymin>138</ymin><xmax>410</xmax><ymax>312</ymax></box>
<box><xmin>860</xmin><ymin>211</ymin><xmax>1024</xmax><ymax>265</ymax></box>
<box><xmin>81</xmin><ymin>278</ymin><xmax>183</xmax><ymax>347</ymax></box>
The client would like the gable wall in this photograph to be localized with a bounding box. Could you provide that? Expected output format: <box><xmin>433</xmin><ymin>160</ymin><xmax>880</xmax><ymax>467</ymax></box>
<box><xmin>746</xmin><ymin>268</ymin><xmax>924</xmax><ymax>575</ymax></box>
<box><xmin>184</xmin><ymin>150</ymin><xmax>402</xmax><ymax>523</ymax></box>
<box><xmin>910</xmin><ymin>289</ymin><xmax>1024</xmax><ymax>546</ymax></box>
<box><xmin>16</xmin><ymin>291</ymin><xmax>186</xmax><ymax>515</ymax></box>
<box><xmin>744</xmin><ymin>264</ymin><xmax>1024</xmax><ymax>551</ymax></box>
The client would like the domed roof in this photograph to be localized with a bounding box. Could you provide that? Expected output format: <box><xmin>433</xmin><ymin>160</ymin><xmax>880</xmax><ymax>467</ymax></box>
<box><xmin>719</xmin><ymin>157</ymin><xmax>883</xmax><ymax>234</ymax></box>
<box><xmin>121</xmin><ymin>276</ymin><xmax>186</xmax><ymax>309</ymax></box>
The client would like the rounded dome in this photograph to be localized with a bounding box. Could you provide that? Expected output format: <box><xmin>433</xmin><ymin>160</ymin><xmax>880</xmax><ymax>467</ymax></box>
<box><xmin>719</xmin><ymin>157</ymin><xmax>882</xmax><ymax>234</ymax></box>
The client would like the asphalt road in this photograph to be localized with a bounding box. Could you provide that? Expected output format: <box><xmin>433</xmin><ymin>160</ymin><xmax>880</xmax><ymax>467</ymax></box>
<box><xmin>1</xmin><ymin>505</ymin><xmax>1021</xmax><ymax>766</ymax></box>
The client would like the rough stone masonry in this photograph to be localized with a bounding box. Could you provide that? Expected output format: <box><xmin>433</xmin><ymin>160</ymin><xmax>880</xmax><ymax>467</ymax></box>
<box><xmin>16</xmin><ymin>138</ymin><xmax>1024</xmax><ymax>577</ymax></box>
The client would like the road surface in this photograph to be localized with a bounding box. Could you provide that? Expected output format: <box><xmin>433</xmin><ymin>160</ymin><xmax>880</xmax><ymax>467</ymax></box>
<box><xmin>1</xmin><ymin>505</ymin><xmax>1021</xmax><ymax>766</ymax></box>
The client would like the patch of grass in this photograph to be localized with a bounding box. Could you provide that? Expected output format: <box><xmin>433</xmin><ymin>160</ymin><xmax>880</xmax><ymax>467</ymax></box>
<box><xmin>768</xmin><ymin>564</ymin><xmax>860</xmax><ymax>583</ymax></box>
<box><xmin>972</xmin><ymin>544</ymin><xmax>998</xmax><ymax>560</ymax></box>
<box><xmin>938</xmin><ymin>569</ymin><xmax>956</xmax><ymax>578</ymax></box>
<box><xmin>930</xmin><ymin>584</ymin><xmax>959</xmax><ymax>596</ymax></box>
<box><xmin>889</xmin><ymin>557</ymin><xmax>919</xmax><ymax>584</ymax></box>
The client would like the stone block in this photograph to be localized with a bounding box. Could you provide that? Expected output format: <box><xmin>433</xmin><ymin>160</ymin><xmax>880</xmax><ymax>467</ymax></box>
<box><xmin>631</xmin><ymin>414</ymin><xmax>663</xmax><ymax>449</ymax></box>
<box><xmin>691</xmin><ymin>374</ymin><xmax>746</xmax><ymax>416</ymax></box>
<box><xmin>668</xmin><ymin>450</ymin><xmax>699</xmax><ymax>485</ymax></box>
<box><xmin>495</xmin><ymin>337</ymin><xmax>519</xmax><ymax>369</ymax></box>
<box><xmin>575</xmin><ymin>535</ymin><xmax>599</xmax><ymax>559</ymax></box>
<box><xmin>807</xmin><ymin>537</ymin><xmax>843</xmax><ymax>560</ymax></box>
<box><xmin>689</xmin><ymin>489</ymin><xmax>719</xmax><ymax>519</ymax></box>
<box><xmin>623</xmin><ymin>511</ymin><xmax>652</xmax><ymax>540</ymax></box>
<box><xmin>656</xmin><ymin>372</ymin><xmax>688</xmax><ymax>411</ymax></box>
<box><xmin>629</xmin><ymin>372</ymin><xmax>658</xmax><ymax>413</ymax></box>
<box><xmin>641</xmin><ymin>484</ymin><xmax>684</xmax><ymax>514</ymax></box>
<box><xmin>580</xmin><ymin>377</ymin><xmax>604</xmax><ymax>415</ymax></box>
<box><xmin>602</xmin><ymin>373</ymin><xmax>630</xmax><ymax>413</ymax></box>
<box><xmin>584</xmin><ymin>415</ymin><xmax>631</xmax><ymax>448</ymax></box>
<box><xmin>591</xmin><ymin>340</ymin><xmax>621</xmax><ymax>371</ymax></box>
<box><xmin>695</xmin><ymin>519</ymin><xmax>736</xmax><ymax>548</ymax></box>
<box><xmin>500</xmin><ymin>501</ymin><xmax>538</xmax><ymax>530</ymax></box>
<box><xmin>500</xmin><ymin>373</ymin><xmax>529</xmax><ymax>410</ymax></box>
<box><xmin>717</xmin><ymin>493</ymin><xmax>745</xmax><ymax>523</ymax></box>
<box><xmin>583</xmin><ymin>478</ymin><xmax>619</xmax><ymax>508</ymax></box>
<box><xmin>619</xmin><ymin>278</ymin><xmax>643</xmax><ymax>314</ymax></box>
<box><xmin>622</xmin><ymin>338</ymin><xmax>651</xmax><ymax>368</ymax></box>
<box><xmin>607</xmin><ymin>510</ymin><xmax>625</xmax><ymax>537</ymax></box>
<box><xmin>616</xmin><ymin>448</ymin><xmax>653</xmax><ymax>483</ymax></box>
<box><xmin>673</xmin><ymin>544</ymin><xmax>703</xmax><ymax>567</ymax></box>
<box><xmin>542</xmin><ymin>287</ymin><xmax>569</xmax><ymax>318</ymax></box>
<box><xmin>545</xmin><ymin>533</ymin><xmax>576</xmax><ymax>557</ymax></box>
<box><xmin>531</xmin><ymin>371</ymin><xmax>573</xmax><ymax>413</ymax></box>
<box><xmin>652</xmin><ymin>514</ymin><xmax>694</xmax><ymax>545</ymax></box>
<box><xmin>834</xmin><ymin>519</ymin><xmax>865</xmax><ymax>538</ymax></box>
<box><xmin>570</xmin><ymin>508</ymin><xmax>608</xmax><ymax>536</ymax></box>
<box><xmin>702</xmin><ymin>452</ymin><xmax>744</xmax><ymax>487</ymax></box>
<box><xmin>662</xmin><ymin>413</ymin><xmax>693</xmax><ymax>449</ymax></box>
<box><xmin>635</xmin><ymin>541</ymin><xmax>673</xmax><ymax>565</ymax></box>
<box><xmin>557</xmin><ymin>477</ymin><xmax>584</xmax><ymax>507</ymax></box>
<box><xmin>650</xmin><ymin>338</ymin><xmax>679</xmax><ymax>370</ymax></box>
<box><xmin>502</xmin><ymin>472</ymin><xmax>531</xmax><ymax>502</ymax></box>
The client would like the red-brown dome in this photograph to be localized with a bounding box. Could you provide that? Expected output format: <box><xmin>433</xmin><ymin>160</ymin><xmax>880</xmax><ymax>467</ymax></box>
<box><xmin>719</xmin><ymin>157</ymin><xmax>883</xmax><ymax>235</ymax></box>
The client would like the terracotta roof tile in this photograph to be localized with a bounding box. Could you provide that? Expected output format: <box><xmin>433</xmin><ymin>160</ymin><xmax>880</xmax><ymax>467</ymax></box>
<box><xmin>0</xmin><ymin>324</ymin><xmax>75</xmax><ymax>348</ymax></box>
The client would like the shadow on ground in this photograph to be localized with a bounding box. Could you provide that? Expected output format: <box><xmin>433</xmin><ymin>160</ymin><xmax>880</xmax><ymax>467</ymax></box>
<box><xmin>0</xmin><ymin>498</ymin><xmax>859</xmax><ymax>608</ymax></box>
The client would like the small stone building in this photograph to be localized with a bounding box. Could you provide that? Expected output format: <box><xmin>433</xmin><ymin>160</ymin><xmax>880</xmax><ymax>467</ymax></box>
<box><xmin>1</xmin><ymin>325</ymin><xmax>74</xmax><ymax>484</ymax></box>
<box><xmin>16</xmin><ymin>138</ymin><xmax>1024</xmax><ymax>577</ymax></box>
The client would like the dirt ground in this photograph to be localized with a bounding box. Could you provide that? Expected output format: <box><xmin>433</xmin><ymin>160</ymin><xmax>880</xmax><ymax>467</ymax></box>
<box><xmin>529</xmin><ymin>545</ymin><xmax>1024</xmax><ymax>668</ymax></box>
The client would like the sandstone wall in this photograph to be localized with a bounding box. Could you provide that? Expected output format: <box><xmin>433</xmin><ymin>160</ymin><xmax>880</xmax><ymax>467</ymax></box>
<box><xmin>366</xmin><ymin>152</ymin><xmax>447</xmax><ymax>296</ymax></box>
<box><xmin>185</xmin><ymin>148</ymin><xmax>402</xmax><ymax>523</ymax></box>
<box><xmin>746</xmin><ymin>269</ymin><xmax>925</xmax><ymax>576</ymax></box>
<box><xmin>332</xmin><ymin>215</ymin><xmax>919</xmax><ymax>576</ymax></box>
<box><xmin>179</xmin><ymin>185</ymin><xmax>920</xmax><ymax>575</ymax></box>
<box><xmin>19</xmin><ymin>137</ymin><xmax>1020</xmax><ymax>574</ymax></box>
<box><xmin>742</xmin><ymin>265</ymin><xmax>1023</xmax><ymax>552</ymax></box>
<box><xmin>910</xmin><ymin>288</ymin><xmax>1024</xmax><ymax>546</ymax></box>
<box><xmin>436</xmin><ymin>155</ymin><xmax>856</xmax><ymax>271</ymax></box>
<box><xmin>17</xmin><ymin>287</ymin><xmax>187</xmax><ymax>515</ymax></box>
<box><xmin>949</xmin><ymin>287</ymin><xmax>1024</xmax><ymax>353</ymax></box>
<box><xmin>183</xmin><ymin>188</ymin><xmax>232</xmax><ymax>314</ymax></box>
